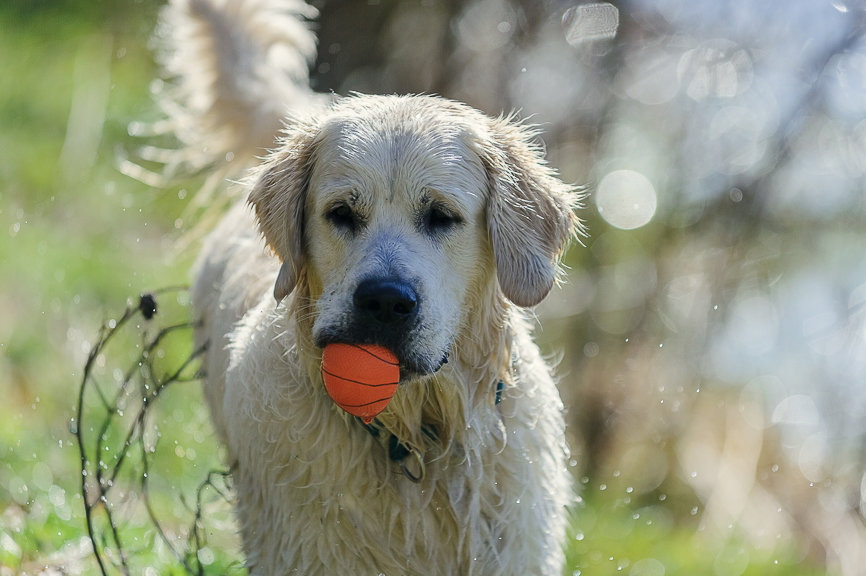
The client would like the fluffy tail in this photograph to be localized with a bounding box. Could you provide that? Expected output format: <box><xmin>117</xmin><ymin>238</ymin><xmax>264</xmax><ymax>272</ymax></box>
<box><xmin>122</xmin><ymin>0</ymin><xmax>325</xmax><ymax>192</ymax></box>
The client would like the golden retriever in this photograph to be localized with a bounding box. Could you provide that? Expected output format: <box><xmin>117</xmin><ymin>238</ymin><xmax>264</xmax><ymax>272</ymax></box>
<box><xmin>154</xmin><ymin>0</ymin><xmax>581</xmax><ymax>573</ymax></box>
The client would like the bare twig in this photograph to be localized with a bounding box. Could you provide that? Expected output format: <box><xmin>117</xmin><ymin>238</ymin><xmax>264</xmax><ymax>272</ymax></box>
<box><xmin>74</xmin><ymin>288</ymin><xmax>231</xmax><ymax>575</ymax></box>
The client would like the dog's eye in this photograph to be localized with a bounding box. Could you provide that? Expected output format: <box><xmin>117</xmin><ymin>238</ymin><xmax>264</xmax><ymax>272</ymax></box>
<box><xmin>423</xmin><ymin>205</ymin><xmax>463</xmax><ymax>234</ymax></box>
<box><xmin>326</xmin><ymin>203</ymin><xmax>357</xmax><ymax>231</ymax></box>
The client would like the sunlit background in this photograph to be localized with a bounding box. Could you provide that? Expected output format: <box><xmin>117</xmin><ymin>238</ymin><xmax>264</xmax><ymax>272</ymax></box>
<box><xmin>1</xmin><ymin>0</ymin><xmax>865</xmax><ymax>574</ymax></box>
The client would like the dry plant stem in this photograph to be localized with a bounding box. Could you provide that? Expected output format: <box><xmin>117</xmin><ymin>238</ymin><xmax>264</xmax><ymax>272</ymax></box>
<box><xmin>75</xmin><ymin>288</ymin><xmax>225</xmax><ymax>576</ymax></box>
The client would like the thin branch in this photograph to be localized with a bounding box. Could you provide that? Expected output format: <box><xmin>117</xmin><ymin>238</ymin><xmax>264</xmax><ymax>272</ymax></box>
<box><xmin>75</xmin><ymin>289</ymin><xmax>224</xmax><ymax>575</ymax></box>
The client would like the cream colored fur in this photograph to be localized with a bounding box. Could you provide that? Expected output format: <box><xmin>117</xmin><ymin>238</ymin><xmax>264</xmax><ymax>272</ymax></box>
<box><xmin>159</xmin><ymin>1</ymin><xmax>581</xmax><ymax>574</ymax></box>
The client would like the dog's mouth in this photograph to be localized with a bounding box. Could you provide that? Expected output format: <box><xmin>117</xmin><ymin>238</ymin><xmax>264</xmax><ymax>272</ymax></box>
<box><xmin>397</xmin><ymin>350</ymin><xmax>449</xmax><ymax>381</ymax></box>
<box><xmin>318</xmin><ymin>341</ymin><xmax>448</xmax><ymax>423</ymax></box>
<box><xmin>315</xmin><ymin>335</ymin><xmax>449</xmax><ymax>381</ymax></box>
<box><xmin>313</xmin><ymin>276</ymin><xmax>451</xmax><ymax>388</ymax></box>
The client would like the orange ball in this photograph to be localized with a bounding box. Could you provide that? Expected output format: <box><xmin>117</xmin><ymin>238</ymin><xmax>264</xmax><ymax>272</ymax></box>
<box><xmin>321</xmin><ymin>343</ymin><xmax>400</xmax><ymax>424</ymax></box>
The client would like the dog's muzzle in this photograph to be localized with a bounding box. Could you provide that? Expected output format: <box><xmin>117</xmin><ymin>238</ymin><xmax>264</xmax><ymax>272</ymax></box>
<box><xmin>315</xmin><ymin>276</ymin><xmax>449</xmax><ymax>377</ymax></box>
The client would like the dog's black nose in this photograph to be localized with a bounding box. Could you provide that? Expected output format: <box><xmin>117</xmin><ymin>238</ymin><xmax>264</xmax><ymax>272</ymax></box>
<box><xmin>353</xmin><ymin>279</ymin><xmax>418</xmax><ymax>326</ymax></box>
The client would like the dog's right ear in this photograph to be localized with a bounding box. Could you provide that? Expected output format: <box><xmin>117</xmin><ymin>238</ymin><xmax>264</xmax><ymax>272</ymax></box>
<box><xmin>248</xmin><ymin>123</ymin><xmax>319</xmax><ymax>302</ymax></box>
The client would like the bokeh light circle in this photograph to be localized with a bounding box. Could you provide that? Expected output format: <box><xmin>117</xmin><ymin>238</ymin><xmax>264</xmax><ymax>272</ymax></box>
<box><xmin>596</xmin><ymin>169</ymin><xmax>658</xmax><ymax>230</ymax></box>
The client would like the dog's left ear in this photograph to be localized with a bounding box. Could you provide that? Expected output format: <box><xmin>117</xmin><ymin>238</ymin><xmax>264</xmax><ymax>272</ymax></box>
<box><xmin>248</xmin><ymin>122</ymin><xmax>319</xmax><ymax>302</ymax></box>
<box><xmin>475</xmin><ymin>116</ymin><xmax>581</xmax><ymax>307</ymax></box>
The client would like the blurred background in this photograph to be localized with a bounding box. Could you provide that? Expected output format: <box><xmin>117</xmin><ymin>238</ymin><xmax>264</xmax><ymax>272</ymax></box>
<box><xmin>2</xmin><ymin>0</ymin><xmax>865</xmax><ymax>574</ymax></box>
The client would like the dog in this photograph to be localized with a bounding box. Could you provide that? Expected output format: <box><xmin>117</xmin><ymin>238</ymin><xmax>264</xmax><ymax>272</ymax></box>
<box><xmin>154</xmin><ymin>0</ymin><xmax>581</xmax><ymax>573</ymax></box>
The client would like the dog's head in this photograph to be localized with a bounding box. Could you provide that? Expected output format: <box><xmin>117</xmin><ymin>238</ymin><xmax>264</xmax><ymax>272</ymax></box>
<box><xmin>249</xmin><ymin>95</ymin><xmax>579</xmax><ymax>377</ymax></box>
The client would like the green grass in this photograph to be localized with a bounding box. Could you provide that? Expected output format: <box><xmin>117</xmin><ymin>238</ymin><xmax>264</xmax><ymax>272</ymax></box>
<box><xmin>0</xmin><ymin>3</ymin><xmax>207</xmax><ymax>572</ymax></box>
<box><xmin>566</xmin><ymin>492</ymin><xmax>825</xmax><ymax>576</ymax></box>
<box><xmin>0</xmin><ymin>3</ymin><xmax>831</xmax><ymax>575</ymax></box>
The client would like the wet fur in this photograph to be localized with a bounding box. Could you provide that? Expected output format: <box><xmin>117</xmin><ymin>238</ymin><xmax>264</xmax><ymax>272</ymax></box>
<box><xmin>161</xmin><ymin>0</ymin><xmax>581</xmax><ymax>573</ymax></box>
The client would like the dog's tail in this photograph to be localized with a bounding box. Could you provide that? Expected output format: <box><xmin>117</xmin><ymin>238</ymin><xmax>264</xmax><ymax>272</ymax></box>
<box><xmin>122</xmin><ymin>0</ymin><xmax>325</xmax><ymax>194</ymax></box>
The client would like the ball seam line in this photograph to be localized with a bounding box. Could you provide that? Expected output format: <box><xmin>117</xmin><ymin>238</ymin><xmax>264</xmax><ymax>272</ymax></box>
<box><xmin>335</xmin><ymin>398</ymin><xmax>391</xmax><ymax>409</ymax></box>
<box><xmin>321</xmin><ymin>367</ymin><xmax>399</xmax><ymax>387</ymax></box>
<box><xmin>338</xmin><ymin>343</ymin><xmax>400</xmax><ymax>366</ymax></box>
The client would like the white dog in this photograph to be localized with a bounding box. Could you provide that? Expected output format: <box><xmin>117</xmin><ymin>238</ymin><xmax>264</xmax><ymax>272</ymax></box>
<box><xmin>154</xmin><ymin>0</ymin><xmax>581</xmax><ymax>573</ymax></box>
